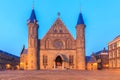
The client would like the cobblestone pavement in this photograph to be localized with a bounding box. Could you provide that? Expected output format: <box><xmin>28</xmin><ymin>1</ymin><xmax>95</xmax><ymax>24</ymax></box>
<box><xmin>0</xmin><ymin>70</ymin><xmax>120</xmax><ymax>80</ymax></box>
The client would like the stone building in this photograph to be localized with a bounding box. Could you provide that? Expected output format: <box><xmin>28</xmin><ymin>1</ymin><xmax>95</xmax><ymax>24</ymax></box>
<box><xmin>108</xmin><ymin>35</ymin><xmax>120</xmax><ymax>69</ymax></box>
<box><xmin>86</xmin><ymin>56</ymin><xmax>98</xmax><ymax>70</ymax></box>
<box><xmin>20</xmin><ymin>7</ymin><xmax>86</xmax><ymax>70</ymax></box>
<box><xmin>91</xmin><ymin>48</ymin><xmax>109</xmax><ymax>69</ymax></box>
<box><xmin>86</xmin><ymin>48</ymin><xmax>108</xmax><ymax>70</ymax></box>
<box><xmin>0</xmin><ymin>50</ymin><xmax>20</xmax><ymax>70</ymax></box>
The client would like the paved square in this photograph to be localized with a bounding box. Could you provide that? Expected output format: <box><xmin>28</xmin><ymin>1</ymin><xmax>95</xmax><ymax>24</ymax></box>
<box><xmin>0</xmin><ymin>70</ymin><xmax>120</xmax><ymax>80</ymax></box>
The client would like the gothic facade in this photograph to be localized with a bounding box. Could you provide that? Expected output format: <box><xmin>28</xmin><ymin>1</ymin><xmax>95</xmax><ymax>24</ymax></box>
<box><xmin>20</xmin><ymin>8</ymin><xmax>86</xmax><ymax>70</ymax></box>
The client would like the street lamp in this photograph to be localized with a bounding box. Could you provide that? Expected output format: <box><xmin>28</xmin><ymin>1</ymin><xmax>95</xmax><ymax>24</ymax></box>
<box><xmin>6</xmin><ymin>64</ymin><xmax>11</xmax><ymax>70</ymax></box>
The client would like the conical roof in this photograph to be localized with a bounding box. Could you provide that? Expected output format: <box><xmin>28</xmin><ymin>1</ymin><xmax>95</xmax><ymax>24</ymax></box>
<box><xmin>77</xmin><ymin>13</ymin><xmax>84</xmax><ymax>25</ymax></box>
<box><xmin>28</xmin><ymin>9</ymin><xmax>37</xmax><ymax>23</ymax></box>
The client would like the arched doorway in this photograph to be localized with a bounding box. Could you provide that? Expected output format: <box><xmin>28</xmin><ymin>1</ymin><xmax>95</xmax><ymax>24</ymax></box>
<box><xmin>55</xmin><ymin>56</ymin><xmax>62</xmax><ymax>68</ymax></box>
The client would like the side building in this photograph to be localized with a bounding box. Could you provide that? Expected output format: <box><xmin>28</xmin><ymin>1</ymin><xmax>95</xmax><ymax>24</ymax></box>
<box><xmin>91</xmin><ymin>48</ymin><xmax>109</xmax><ymax>69</ymax></box>
<box><xmin>86</xmin><ymin>48</ymin><xmax>108</xmax><ymax>70</ymax></box>
<box><xmin>86</xmin><ymin>56</ymin><xmax>98</xmax><ymax>70</ymax></box>
<box><xmin>0</xmin><ymin>50</ymin><xmax>20</xmax><ymax>70</ymax></box>
<box><xmin>108</xmin><ymin>35</ymin><xmax>120</xmax><ymax>69</ymax></box>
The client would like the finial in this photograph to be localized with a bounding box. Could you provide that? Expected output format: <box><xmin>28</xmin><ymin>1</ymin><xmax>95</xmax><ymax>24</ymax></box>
<box><xmin>32</xmin><ymin>0</ymin><xmax>34</xmax><ymax>9</ymax></box>
<box><xmin>80</xmin><ymin>6</ymin><xmax>82</xmax><ymax>13</ymax></box>
<box><xmin>57</xmin><ymin>12</ymin><xmax>60</xmax><ymax>17</ymax></box>
<box><xmin>23</xmin><ymin>44</ymin><xmax>25</xmax><ymax>48</ymax></box>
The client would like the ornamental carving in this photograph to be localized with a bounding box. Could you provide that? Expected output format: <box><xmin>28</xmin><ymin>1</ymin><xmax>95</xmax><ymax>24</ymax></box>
<box><xmin>53</xmin><ymin>39</ymin><xmax>63</xmax><ymax>49</ymax></box>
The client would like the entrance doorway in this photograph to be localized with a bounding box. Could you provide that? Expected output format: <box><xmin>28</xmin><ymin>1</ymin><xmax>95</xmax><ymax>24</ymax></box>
<box><xmin>55</xmin><ymin>56</ymin><xmax>62</xmax><ymax>68</ymax></box>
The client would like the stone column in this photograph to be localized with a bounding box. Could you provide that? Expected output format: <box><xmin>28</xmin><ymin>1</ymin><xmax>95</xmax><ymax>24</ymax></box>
<box><xmin>54</xmin><ymin>61</ymin><xmax>56</xmax><ymax>69</ymax></box>
<box><xmin>62</xmin><ymin>61</ymin><xmax>64</xmax><ymax>70</ymax></box>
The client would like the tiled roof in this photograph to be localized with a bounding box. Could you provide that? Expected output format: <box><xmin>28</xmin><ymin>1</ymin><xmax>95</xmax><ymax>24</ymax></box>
<box><xmin>23</xmin><ymin>49</ymin><xmax>28</xmax><ymax>54</ymax></box>
<box><xmin>86</xmin><ymin>56</ymin><xmax>96</xmax><ymax>62</ymax></box>
<box><xmin>0</xmin><ymin>50</ymin><xmax>19</xmax><ymax>58</ymax></box>
<box><xmin>94</xmin><ymin>49</ymin><xmax>108</xmax><ymax>56</ymax></box>
<box><xmin>21</xmin><ymin>48</ymin><xmax>28</xmax><ymax>55</ymax></box>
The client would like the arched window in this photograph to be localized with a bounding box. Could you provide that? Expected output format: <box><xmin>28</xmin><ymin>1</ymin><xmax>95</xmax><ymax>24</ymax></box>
<box><xmin>43</xmin><ymin>55</ymin><xmax>48</xmax><ymax>68</ymax></box>
<box><xmin>66</xmin><ymin>39</ymin><xmax>72</xmax><ymax>49</ymax></box>
<box><xmin>30</xmin><ymin>27</ymin><xmax>33</xmax><ymax>34</ymax></box>
<box><xmin>33</xmin><ymin>27</ymin><xmax>37</xmax><ymax>34</ymax></box>
<box><xmin>45</xmin><ymin>39</ymin><xmax>50</xmax><ymax>49</ymax></box>
<box><xmin>69</xmin><ymin>55</ymin><xmax>74</xmax><ymax>65</ymax></box>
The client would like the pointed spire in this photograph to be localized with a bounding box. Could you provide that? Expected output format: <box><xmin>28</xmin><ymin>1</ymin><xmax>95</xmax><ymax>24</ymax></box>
<box><xmin>20</xmin><ymin>45</ymin><xmax>25</xmax><ymax>55</ymax></box>
<box><xmin>57</xmin><ymin>12</ymin><xmax>60</xmax><ymax>17</ymax></box>
<box><xmin>28</xmin><ymin>9</ymin><xmax>37</xmax><ymax>23</ymax></box>
<box><xmin>77</xmin><ymin>11</ymin><xmax>84</xmax><ymax>25</ymax></box>
<box><xmin>23</xmin><ymin>44</ymin><xmax>25</xmax><ymax>49</ymax></box>
<box><xmin>27</xmin><ymin>0</ymin><xmax>37</xmax><ymax>23</ymax></box>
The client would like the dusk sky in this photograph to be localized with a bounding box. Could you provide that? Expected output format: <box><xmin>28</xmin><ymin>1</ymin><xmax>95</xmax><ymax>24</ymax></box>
<box><xmin>0</xmin><ymin>0</ymin><xmax>120</xmax><ymax>56</ymax></box>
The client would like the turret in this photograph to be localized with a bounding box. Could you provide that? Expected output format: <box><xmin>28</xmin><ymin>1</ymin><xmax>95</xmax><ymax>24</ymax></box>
<box><xmin>76</xmin><ymin>12</ymin><xmax>86</xmax><ymax>70</ymax></box>
<box><xmin>27</xmin><ymin>8</ymin><xmax>39</xmax><ymax>70</ymax></box>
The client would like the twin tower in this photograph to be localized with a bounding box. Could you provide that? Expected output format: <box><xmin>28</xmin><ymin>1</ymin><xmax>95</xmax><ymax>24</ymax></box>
<box><xmin>21</xmin><ymin>7</ymin><xmax>86</xmax><ymax>70</ymax></box>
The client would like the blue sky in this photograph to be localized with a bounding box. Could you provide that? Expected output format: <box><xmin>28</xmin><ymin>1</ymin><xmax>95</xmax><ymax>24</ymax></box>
<box><xmin>0</xmin><ymin>0</ymin><xmax>120</xmax><ymax>56</ymax></box>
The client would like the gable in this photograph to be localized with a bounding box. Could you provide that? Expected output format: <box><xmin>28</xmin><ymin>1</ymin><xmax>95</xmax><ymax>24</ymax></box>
<box><xmin>40</xmin><ymin>17</ymin><xmax>76</xmax><ymax>50</ymax></box>
<box><xmin>48</xmin><ymin>18</ymin><xmax>69</xmax><ymax>34</ymax></box>
<box><xmin>42</xmin><ymin>17</ymin><xmax>74</xmax><ymax>40</ymax></box>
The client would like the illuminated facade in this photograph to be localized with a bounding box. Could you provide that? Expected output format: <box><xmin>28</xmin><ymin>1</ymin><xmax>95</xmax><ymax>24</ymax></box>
<box><xmin>0</xmin><ymin>50</ymin><xmax>20</xmax><ymax>70</ymax></box>
<box><xmin>86</xmin><ymin>48</ymin><xmax>108</xmax><ymax>70</ymax></box>
<box><xmin>108</xmin><ymin>35</ymin><xmax>120</xmax><ymax>69</ymax></box>
<box><xmin>92</xmin><ymin>48</ymin><xmax>108</xmax><ymax>69</ymax></box>
<box><xmin>86</xmin><ymin>56</ymin><xmax>98</xmax><ymax>70</ymax></box>
<box><xmin>20</xmin><ymin>8</ymin><xmax>86</xmax><ymax>70</ymax></box>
